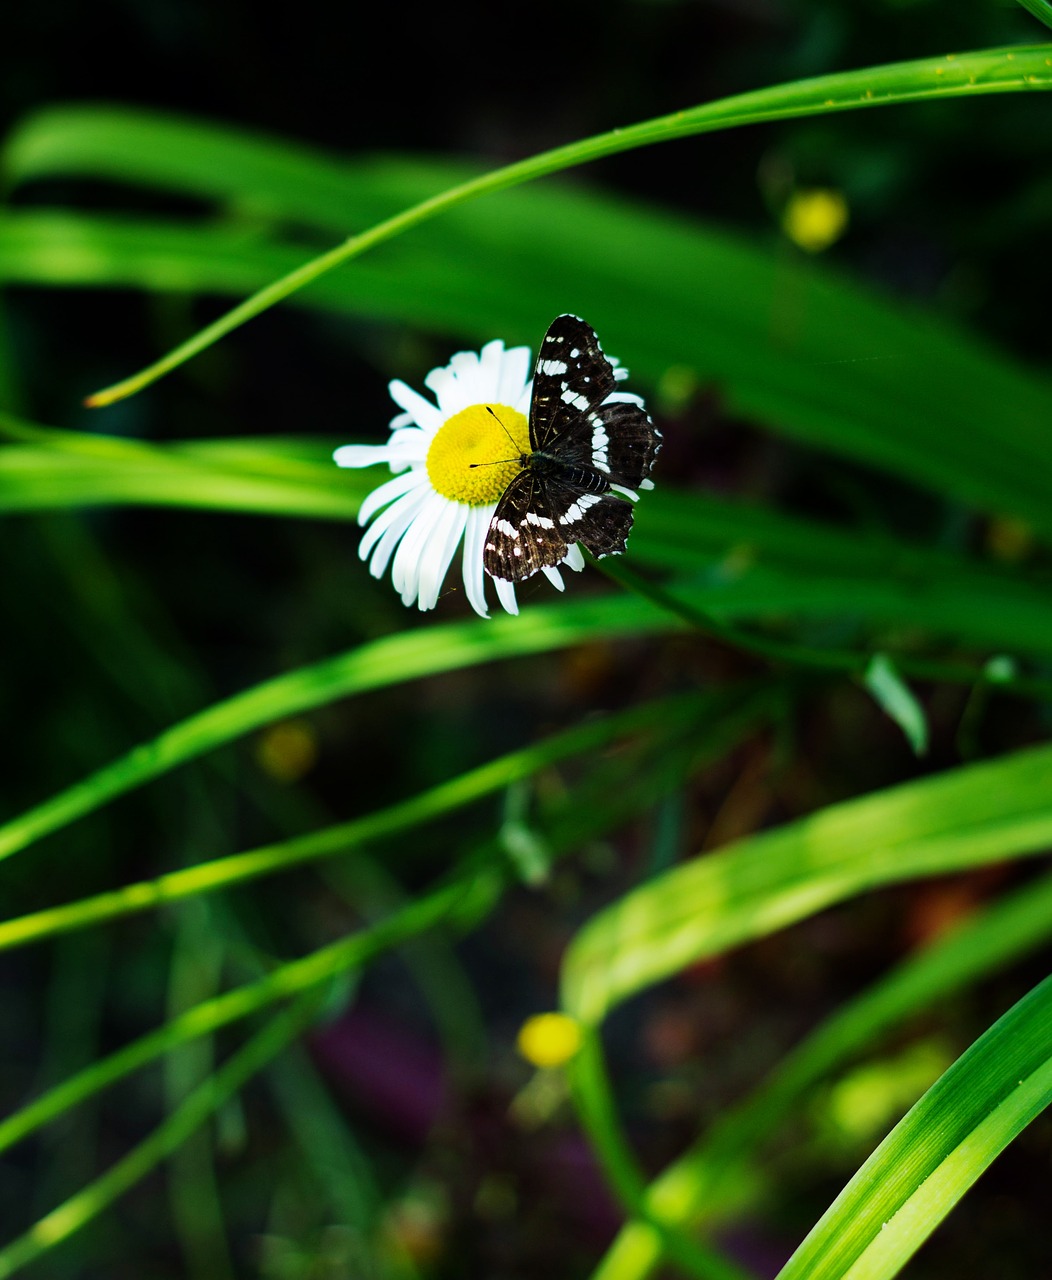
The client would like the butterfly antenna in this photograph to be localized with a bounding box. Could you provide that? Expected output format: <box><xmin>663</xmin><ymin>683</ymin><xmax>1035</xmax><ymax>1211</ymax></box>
<box><xmin>469</xmin><ymin>405</ymin><xmax>526</xmax><ymax>468</ymax></box>
<box><xmin>485</xmin><ymin>405</ymin><xmax>522</xmax><ymax>449</ymax></box>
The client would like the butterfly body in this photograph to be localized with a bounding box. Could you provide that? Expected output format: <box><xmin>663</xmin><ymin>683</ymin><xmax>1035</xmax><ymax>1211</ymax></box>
<box><xmin>483</xmin><ymin>315</ymin><xmax>661</xmax><ymax>583</ymax></box>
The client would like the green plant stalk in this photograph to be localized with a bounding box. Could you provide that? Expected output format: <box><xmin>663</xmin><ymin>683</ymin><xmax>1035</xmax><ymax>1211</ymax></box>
<box><xmin>84</xmin><ymin>45</ymin><xmax>1052</xmax><ymax>405</ymax></box>
<box><xmin>562</xmin><ymin>741</ymin><xmax>1052</xmax><ymax>1025</ymax></box>
<box><xmin>593</xmin><ymin>866</ymin><xmax>1052</xmax><ymax>1280</ymax></box>
<box><xmin>570</xmin><ymin>1026</ymin><xmax>759</xmax><ymax>1280</ymax></box>
<box><xmin>164</xmin><ymin>902</ymin><xmax>235</xmax><ymax>1280</ymax></box>
<box><xmin>0</xmin><ymin>598</ymin><xmax>681</xmax><ymax>868</ymax></box>
<box><xmin>0</xmin><ymin>996</ymin><xmax>318</xmax><ymax>1279</ymax></box>
<box><xmin>0</xmin><ymin>692</ymin><xmax>715</xmax><ymax>950</ymax></box>
<box><xmin>0</xmin><ymin>686</ymin><xmax>763</xmax><ymax>1164</ymax></box>
<box><xmin>0</xmin><ymin>873</ymin><xmax>492</xmax><ymax>1158</ymax></box>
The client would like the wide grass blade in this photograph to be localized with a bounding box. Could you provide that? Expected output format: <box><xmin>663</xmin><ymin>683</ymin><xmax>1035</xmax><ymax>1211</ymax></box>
<box><xmin>6</xmin><ymin>147</ymin><xmax>1052</xmax><ymax>536</ymax></box>
<box><xmin>775</xmin><ymin>973</ymin><xmax>1052</xmax><ymax>1280</ymax></box>
<box><xmin>0</xmin><ymin>689</ymin><xmax>758</xmax><ymax>950</ymax></box>
<box><xmin>0</xmin><ymin>687</ymin><xmax>758</xmax><ymax>1163</ymax></box>
<box><xmin>594</xmin><ymin>867</ymin><xmax>1052</xmax><ymax>1279</ymax></box>
<box><xmin>7</xmin><ymin>46</ymin><xmax>1044</xmax><ymax>419</ymax></box>
<box><xmin>562</xmin><ymin>740</ymin><xmax>1052</xmax><ymax>1024</ymax></box>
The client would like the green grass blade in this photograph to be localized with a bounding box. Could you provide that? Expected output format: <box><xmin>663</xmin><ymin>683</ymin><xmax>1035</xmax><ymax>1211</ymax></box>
<box><xmin>0</xmin><ymin>597</ymin><xmax>683</xmax><ymax>867</ymax></box>
<box><xmin>6</xmin><ymin>169</ymin><xmax>1052</xmax><ymax>536</ymax></box>
<box><xmin>775</xmin><ymin>973</ymin><xmax>1052</xmax><ymax>1280</ymax></box>
<box><xmin>0</xmin><ymin>997</ymin><xmax>317</xmax><ymax>1279</ymax></box>
<box><xmin>7</xmin><ymin>419</ymin><xmax>1052</xmax><ymax>668</ymax></box>
<box><xmin>0</xmin><ymin>876</ymin><xmax>484</xmax><ymax>1160</ymax></box>
<box><xmin>47</xmin><ymin>45</ymin><xmax>1052</xmax><ymax>407</ymax></box>
<box><xmin>0</xmin><ymin>691</ymin><xmax>729</xmax><ymax>950</ymax></box>
<box><xmin>593</xmin><ymin>866</ymin><xmax>1052</xmax><ymax>1279</ymax></box>
<box><xmin>0</xmin><ymin>688</ymin><xmax>760</xmax><ymax>1163</ymax></box>
<box><xmin>1016</xmin><ymin>0</ymin><xmax>1052</xmax><ymax>32</ymax></box>
<box><xmin>562</xmin><ymin>741</ymin><xmax>1052</xmax><ymax>1024</ymax></box>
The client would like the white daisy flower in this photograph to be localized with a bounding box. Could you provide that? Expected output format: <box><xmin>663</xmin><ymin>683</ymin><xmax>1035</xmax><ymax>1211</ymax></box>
<box><xmin>334</xmin><ymin>332</ymin><xmax>643</xmax><ymax>619</ymax></box>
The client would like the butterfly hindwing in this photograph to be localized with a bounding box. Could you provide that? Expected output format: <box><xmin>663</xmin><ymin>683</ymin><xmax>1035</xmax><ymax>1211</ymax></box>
<box><xmin>484</xmin><ymin>315</ymin><xmax>661</xmax><ymax>584</ymax></box>
<box><xmin>483</xmin><ymin>471</ymin><xmax>636</xmax><ymax>581</ymax></box>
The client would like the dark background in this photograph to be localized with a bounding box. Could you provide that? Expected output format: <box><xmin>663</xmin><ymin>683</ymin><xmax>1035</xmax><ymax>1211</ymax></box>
<box><xmin>2</xmin><ymin>2</ymin><xmax>1051</xmax><ymax>1277</ymax></box>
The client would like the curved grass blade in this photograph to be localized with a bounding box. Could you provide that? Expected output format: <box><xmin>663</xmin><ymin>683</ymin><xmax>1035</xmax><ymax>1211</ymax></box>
<box><xmin>1016</xmin><ymin>0</ymin><xmax>1052</xmax><ymax>32</ymax></box>
<box><xmin>0</xmin><ymin>596</ymin><xmax>683</xmax><ymax>867</ymax></box>
<box><xmin>0</xmin><ymin>686</ymin><xmax>759</xmax><ymax>1161</ymax></box>
<box><xmin>775</xmin><ymin>973</ymin><xmax>1052</xmax><ymax>1280</ymax></box>
<box><xmin>8</xmin><ymin>125</ymin><xmax>1052</xmax><ymax>537</ymax></box>
<box><xmin>0</xmin><ymin>690</ymin><xmax>736</xmax><ymax>950</ymax></box>
<box><xmin>562</xmin><ymin>740</ymin><xmax>1052</xmax><ymax>1024</ymax></box>
<box><xmin>0</xmin><ymin>996</ymin><xmax>318</xmax><ymax>1279</ymax></box>
<box><xmin>74</xmin><ymin>45</ymin><xmax>1052</xmax><ymax>406</ymax></box>
<box><xmin>593</xmin><ymin>866</ymin><xmax>1052</xmax><ymax>1279</ymax></box>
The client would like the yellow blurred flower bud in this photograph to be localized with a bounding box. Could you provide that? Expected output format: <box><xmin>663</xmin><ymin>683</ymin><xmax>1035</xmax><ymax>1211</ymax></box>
<box><xmin>782</xmin><ymin>188</ymin><xmax>850</xmax><ymax>253</ymax></box>
<box><xmin>516</xmin><ymin>1012</ymin><xmax>583</xmax><ymax>1068</ymax></box>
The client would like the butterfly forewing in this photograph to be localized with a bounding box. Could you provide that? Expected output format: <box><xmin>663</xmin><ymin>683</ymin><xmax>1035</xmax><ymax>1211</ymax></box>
<box><xmin>530</xmin><ymin>314</ymin><xmax>620</xmax><ymax>450</ymax></box>
<box><xmin>484</xmin><ymin>315</ymin><xmax>661</xmax><ymax>584</ymax></box>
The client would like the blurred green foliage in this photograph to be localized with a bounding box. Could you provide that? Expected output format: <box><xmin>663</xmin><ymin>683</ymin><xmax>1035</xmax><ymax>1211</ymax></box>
<box><xmin>1</xmin><ymin>3</ymin><xmax>1052</xmax><ymax>1279</ymax></box>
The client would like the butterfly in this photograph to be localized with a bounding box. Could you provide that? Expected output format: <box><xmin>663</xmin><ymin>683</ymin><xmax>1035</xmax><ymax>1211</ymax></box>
<box><xmin>482</xmin><ymin>314</ymin><xmax>661</xmax><ymax>583</ymax></box>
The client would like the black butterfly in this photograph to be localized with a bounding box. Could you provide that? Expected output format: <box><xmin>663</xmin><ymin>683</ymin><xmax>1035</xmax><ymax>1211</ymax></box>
<box><xmin>482</xmin><ymin>314</ymin><xmax>661</xmax><ymax>583</ymax></box>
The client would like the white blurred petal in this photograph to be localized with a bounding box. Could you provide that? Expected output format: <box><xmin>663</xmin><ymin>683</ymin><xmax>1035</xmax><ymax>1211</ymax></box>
<box><xmin>333</xmin><ymin>444</ymin><xmax>390</xmax><ymax>469</ymax></box>
<box><xmin>416</xmin><ymin>500</ymin><xmax>468</xmax><ymax>611</ymax></box>
<box><xmin>357</xmin><ymin>468</ymin><xmax>423</xmax><ymax>526</ymax></box>
<box><xmin>388</xmin><ymin>379</ymin><xmax>443</xmax><ymax>431</ymax></box>
<box><xmin>563</xmin><ymin>544</ymin><xmax>586</xmax><ymax>572</ymax></box>
<box><xmin>542</xmin><ymin>566</ymin><xmax>565</xmax><ymax>591</ymax></box>
<box><xmin>364</xmin><ymin>487</ymin><xmax>430</xmax><ymax>577</ymax></box>
<box><xmin>494</xmin><ymin>575</ymin><xmax>519</xmax><ymax>616</ymax></box>
<box><xmin>462</xmin><ymin>506</ymin><xmax>493</xmax><ymax>618</ymax></box>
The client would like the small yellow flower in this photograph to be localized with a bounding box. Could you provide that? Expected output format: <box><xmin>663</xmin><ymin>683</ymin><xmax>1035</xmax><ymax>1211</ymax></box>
<box><xmin>782</xmin><ymin>188</ymin><xmax>850</xmax><ymax>253</ymax></box>
<box><xmin>516</xmin><ymin>1012</ymin><xmax>583</xmax><ymax>1068</ymax></box>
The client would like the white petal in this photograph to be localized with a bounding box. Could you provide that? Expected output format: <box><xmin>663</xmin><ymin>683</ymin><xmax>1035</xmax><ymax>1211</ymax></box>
<box><xmin>364</xmin><ymin>487</ymin><xmax>430</xmax><ymax>576</ymax></box>
<box><xmin>334</xmin><ymin>443</ymin><xmax>391</xmax><ymax>469</ymax></box>
<box><xmin>497</xmin><ymin>346</ymin><xmax>532</xmax><ymax>406</ymax></box>
<box><xmin>461</xmin><ymin>506</ymin><xmax>493</xmax><ymax>619</ymax></box>
<box><xmin>388</xmin><ymin>379</ymin><xmax>443</xmax><ymax>432</ymax></box>
<box><xmin>449</xmin><ymin>349</ymin><xmax>481</xmax><ymax>382</ymax></box>
<box><xmin>605</xmin><ymin>390</ymin><xmax>645</xmax><ymax>406</ymax></box>
<box><xmin>391</xmin><ymin>491</ymin><xmax>447</xmax><ymax>605</ymax></box>
<box><xmin>416</xmin><ymin>500</ymin><xmax>467</xmax><ymax>611</ymax></box>
<box><xmin>424</xmin><ymin>363</ymin><xmax>458</xmax><ymax>413</ymax></box>
<box><xmin>563</xmin><ymin>544</ymin><xmax>586</xmax><ymax>573</ymax></box>
<box><xmin>477</xmin><ymin>339</ymin><xmax>506</xmax><ymax>401</ymax></box>
<box><xmin>357</xmin><ymin>467</ymin><xmax>424</xmax><ymax>526</ymax></box>
<box><xmin>610</xmin><ymin>484</ymin><xmax>639</xmax><ymax>501</ymax></box>
<box><xmin>542</xmin><ymin>565</ymin><xmax>566</xmax><ymax>591</ymax></box>
<box><xmin>515</xmin><ymin>377</ymin><xmax>534</xmax><ymax>416</ymax></box>
<box><xmin>494</xmin><ymin>575</ymin><xmax>519</xmax><ymax>616</ymax></box>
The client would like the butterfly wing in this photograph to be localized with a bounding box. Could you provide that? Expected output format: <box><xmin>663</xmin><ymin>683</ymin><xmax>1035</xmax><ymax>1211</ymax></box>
<box><xmin>484</xmin><ymin>315</ymin><xmax>660</xmax><ymax>584</ymax></box>
<box><xmin>484</xmin><ymin>469</ymin><xmax>635</xmax><ymax>583</ymax></box>
<box><xmin>530</xmin><ymin>315</ymin><xmax>661</xmax><ymax>488</ymax></box>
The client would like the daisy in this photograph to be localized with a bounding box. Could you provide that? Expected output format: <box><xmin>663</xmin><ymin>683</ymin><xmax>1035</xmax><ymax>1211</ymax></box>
<box><xmin>334</xmin><ymin>330</ymin><xmax>642</xmax><ymax>618</ymax></box>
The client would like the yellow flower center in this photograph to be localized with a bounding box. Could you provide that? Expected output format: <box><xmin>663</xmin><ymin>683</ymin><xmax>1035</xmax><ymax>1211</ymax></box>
<box><xmin>425</xmin><ymin>403</ymin><xmax>530</xmax><ymax>505</ymax></box>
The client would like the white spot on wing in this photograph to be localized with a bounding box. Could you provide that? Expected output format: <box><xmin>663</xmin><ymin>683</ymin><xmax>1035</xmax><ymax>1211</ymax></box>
<box><xmin>539</xmin><ymin>359</ymin><xmax>568</xmax><ymax>375</ymax></box>
<box><xmin>496</xmin><ymin>519</ymin><xmax>521</xmax><ymax>539</ymax></box>
<box><xmin>560</xmin><ymin>388</ymin><xmax>589</xmax><ymax>411</ymax></box>
<box><xmin>558</xmin><ymin>493</ymin><xmax>601</xmax><ymax>525</ymax></box>
<box><xmin>591</xmin><ymin>424</ymin><xmax>610</xmax><ymax>473</ymax></box>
